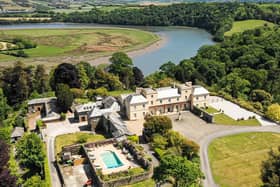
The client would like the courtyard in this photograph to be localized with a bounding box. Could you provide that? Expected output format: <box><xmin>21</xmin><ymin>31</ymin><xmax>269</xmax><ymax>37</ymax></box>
<box><xmin>61</xmin><ymin>164</ymin><xmax>92</xmax><ymax>187</ymax></box>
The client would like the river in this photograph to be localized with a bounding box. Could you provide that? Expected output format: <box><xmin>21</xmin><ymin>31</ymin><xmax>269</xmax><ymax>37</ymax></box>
<box><xmin>0</xmin><ymin>23</ymin><xmax>214</xmax><ymax>75</ymax></box>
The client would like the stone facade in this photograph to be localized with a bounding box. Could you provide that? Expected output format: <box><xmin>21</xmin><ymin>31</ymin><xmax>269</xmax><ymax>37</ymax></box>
<box><xmin>121</xmin><ymin>82</ymin><xmax>209</xmax><ymax>120</ymax></box>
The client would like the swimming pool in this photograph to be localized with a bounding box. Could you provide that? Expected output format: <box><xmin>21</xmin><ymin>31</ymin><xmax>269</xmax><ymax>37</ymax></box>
<box><xmin>101</xmin><ymin>151</ymin><xmax>123</xmax><ymax>169</ymax></box>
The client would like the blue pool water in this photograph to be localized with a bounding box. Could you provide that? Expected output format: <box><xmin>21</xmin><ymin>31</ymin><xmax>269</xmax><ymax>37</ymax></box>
<box><xmin>101</xmin><ymin>151</ymin><xmax>123</xmax><ymax>169</ymax></box>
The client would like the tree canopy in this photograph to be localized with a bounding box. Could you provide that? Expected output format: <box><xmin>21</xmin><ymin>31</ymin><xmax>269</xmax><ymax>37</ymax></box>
<box><xmin>144</xmin><ymin>116</ymin><xmax>172</xmax><ymax>137</ymax></box>
<box><xmin>261</xmin><ymin>147</ymin><xmax>280</xmax><ymax>187</ymax></box>
<box><xmin>55</xmin><ymin>83</ymin><xmax>74</xmax><ymax>112</ymax></box>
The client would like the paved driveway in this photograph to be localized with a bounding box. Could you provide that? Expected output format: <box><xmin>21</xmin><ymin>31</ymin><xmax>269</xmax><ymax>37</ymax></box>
<box><xmin>170</xmin><ymin>112</ymin><xmax>242</xmax><ymax>144</ymax></box>
<box><xmin>209</xmin><ymin>96</ymin><xmax>276</xmax><ymax>127</ymax></box>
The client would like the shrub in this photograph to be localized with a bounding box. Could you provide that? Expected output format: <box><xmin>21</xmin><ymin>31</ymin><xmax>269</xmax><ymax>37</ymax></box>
<box><xmin>60</xmin><ymin>113</ymin><xmax>66</xmax><ymax>121</ymax></box>
<box><xmin>127</xmin><ymin>135</ymin><xmax>139</xmax><ymax>144</ymax></box>
<box><xmin>70</xmin><ymin>88</ymin><xmax>84</xmax><ymax>98</ymax></box>
<box><xmin>36</xmin><ymin>119</ymin><xmax>43</xmax><ymax>129</ymax></box>
<box><xmin>265</xmin><ymin>104</ymin><xmax>280</xmax><ymax>122</ymax></box>
<box><xmin>77</xmin><ymin>134</ymin><xmax>88</xmax><ymax>143</ymax></box>
<box><xmin>87</xmin><ymin>87</ymin><xmax>108</xmax><ymax>100</ymax></box>
<box><xmin>152</xmin><ymin>134</ymin><xmax>168</xmax><ymax>149</ymax></box>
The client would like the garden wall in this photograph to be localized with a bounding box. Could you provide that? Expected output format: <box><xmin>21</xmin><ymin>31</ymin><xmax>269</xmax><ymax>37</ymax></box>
<box><xmin>191</xmin><ymin>106</ymin><xmax>214</xmax><ymax>123</ymax></box>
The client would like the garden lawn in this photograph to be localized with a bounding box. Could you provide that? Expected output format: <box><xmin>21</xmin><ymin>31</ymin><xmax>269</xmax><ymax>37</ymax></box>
<box><xmin>55</xmin><ymin>133</ymin><xmax>105</xmax><ymax>154</ymax></box>
<box><xmin>224</xmin><ymin>20</ymin><xmax>275</xmax><ymax>36</ymax></box>
<box><xmin>0</xmin><ymin>28</ymin><xmax>159</xmax><ymax>61</ymax></box>
<box><xmin>214</xmin><ymin>113</ymin><xmax>260</xmax><ymax>126</ymax></box>
<box><xmin>202</xmin><ymin>106</ymin><xmax>260</xmax><ymax>126</ymax></box>
<box><xmin>208</xmin><ymin>132</ymin><xmax>280</xmax><ymax>187</ymax></box>
<box><xmin>124</xmin><ymin>179</ymin><xmax>156</xmax><ymax>187</ymax></box>
<box><xmin>108</xmin><ymin>90</ymin><xmax>133</xmax><ymax>96</ymax></box>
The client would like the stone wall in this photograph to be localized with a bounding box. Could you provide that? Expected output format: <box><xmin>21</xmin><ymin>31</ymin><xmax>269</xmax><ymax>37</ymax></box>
<box><xmin>191</xmin><ymin>106</ymin><xmax>214</xmax><ymax>123</ymax></box>
<box><xmin>83</xmin><ymin>139</ymin><xmax>153</xmax><ymax>187</ymax></box>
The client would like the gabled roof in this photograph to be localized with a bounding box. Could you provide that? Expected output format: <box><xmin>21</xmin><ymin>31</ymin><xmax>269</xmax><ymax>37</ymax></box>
<box><xmin>192</xmin><ymin>86</ymin><xmax>209</xmax><ymax>96</ymax></box>
<box><xmin>127</xmin><ymin>94</ymin><xmax>148</xmax><ymax>105</ymax></box>
<box><xmin>103</xmin><ymin>96</ymin><xmax>116</xmax><ymax>108</ymax></box>
<box><xmin>11</xmin><ymin>127</ymin><xmax>24</xmax><ymax>138</ymax></box>
<box><xmin>105</xmin><ymin>113</ymin><xmax>132</xmax><ymax>137</ymax></box>
<box><xmin>28</xmin><ymin>97</ymin><xmax>56</xmax><ymax>105</ymax></box>
<box><xmin>156</xmin><ymin>87</ymin><xmax>180</xmax><ymax>99</ymax></box>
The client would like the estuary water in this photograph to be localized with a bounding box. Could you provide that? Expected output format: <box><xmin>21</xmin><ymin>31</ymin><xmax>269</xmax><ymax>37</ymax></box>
<box><xmin>0</xmin><ymin>23</ymin><xmax>214</xmax><ymax>75</ymax></box>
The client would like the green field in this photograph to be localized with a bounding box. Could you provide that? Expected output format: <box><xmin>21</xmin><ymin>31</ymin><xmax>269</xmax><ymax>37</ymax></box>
<box><xmin>0</xmin><ymin>28</ymin><xmax>159</xmax><ymax>62</ymax></box>
<box><xmin>208</xmin><ymin>132</ymin><xmax>280</xmax><ymax>187</ymax></box>
<box><xmin>224</xmin><ymin>20</ymin><xmax>275</xmax><ymax>36</ymax></box>
<box><xmin>55</xmin><ymin>133</ymin><xmax>105</xmax><ymax>154</ymax></box>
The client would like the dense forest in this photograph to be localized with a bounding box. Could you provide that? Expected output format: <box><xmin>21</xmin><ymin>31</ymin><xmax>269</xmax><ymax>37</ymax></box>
<box><xmin>51</xmin><ymin>3</ymin><xmax>280</xmax><ymax>41</ymax></box>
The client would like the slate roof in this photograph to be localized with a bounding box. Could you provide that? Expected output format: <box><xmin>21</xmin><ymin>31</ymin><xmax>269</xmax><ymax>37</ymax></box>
<box><xmin>192</xmin><ymin>86</ymin><xmax>209</xmax><ymax>96</ymax></box>
<box><xmin>75</xmin><ymin>102</ymin><xmax>96</xmax><ymax>114</ymax></box>
<box><xmin>156</xmin><ymin>87</ymin><xmax>180</xmax><ymax>99</ymax></box>
<box><xmin>126</xmin><ymin>94</ymin><xmax>148</xmax><ymax>104</ymax></box>
<box><xmin>28</xmin><ymin>97</ymin><xmax>56</xmax><ymax>105</ymax></box>
<box><xmin>11</xmin><ymin>127</ymin><xmax>24</xmax><ymax>138</ymax></box>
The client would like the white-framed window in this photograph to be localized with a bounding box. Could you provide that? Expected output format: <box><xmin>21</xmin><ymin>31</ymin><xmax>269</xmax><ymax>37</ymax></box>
<box><xmin>196</xmin><ymin>97</ymin><xmax>199</xmax><ymax>100</ymax></box>
<box><xmin>134</xmin><ymin>113</ymin><xmax>137</xmax><ymax>118</ymax></box>
<box><xmin>151</xmin><ymin>95</ymin><xmax>153</xmax><ymax>98</ymax></box>
<box><xmin>168</xmin><ymin>98</ymin><xmax>171</xmax><ymax>102</ymax></box>
<box><xmin>143</xmin><ymin>104</ymin><xmax>145</xmax><ymax>108</ymax></box>
<box><xmin>143</xmin><ymin>112</ymin><xmax>145</xmax><ymax>116</ymax></box>
<box><xmin>177</xmin><ymin>97</ymin><xmax>179</xmax><ymax>101</ymax></box>
<box><xmin>160</xmin><ymin>100</ymin><xmax>162</xmax><ymax>104</ymax></box>
<box><xmin>204</xmin><ymin>95</ymin><xmax>207</xmax><ymax>99</ymax></box>
<box><xmin>151</xmin><ymin>101</ymin><xmax>153</xmax><ymax>105</ymax></box>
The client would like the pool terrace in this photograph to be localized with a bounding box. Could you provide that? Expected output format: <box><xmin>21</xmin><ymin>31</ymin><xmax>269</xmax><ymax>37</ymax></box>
<box><xmin>85</xmin><ymin>143</ymin><xmax>139</xmax><ymax>175</ymax></box>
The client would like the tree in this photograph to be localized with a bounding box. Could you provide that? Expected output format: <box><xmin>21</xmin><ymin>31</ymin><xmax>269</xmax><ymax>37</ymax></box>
<box><xmin>2</xmin><ymin>62</ymin><xmax>30</xmax><ymax>106</ymax></box>
<box><xmin>87</xmin><ymin>87</ymin><xmax>108</xmax><ymax>99</ymax></box>
<box><xmin>76</xmin><ymin>63</ymin><xmax>90</xmax><ymax>89</ymax></box>
<box><xmin>51</xmin><ymin>63</ymin><xmax>81</xmax><ymax>90</ymax></box>
<box><xmin>265</xmin><ymin>104</ymin><xmax>280</xmax><ymax>122</ymax></box>
<box><xmin>0</xmin><ymin>88</ymin><xmax>11</xmax><ymax>123</ymax></box>
<box><xmin>154</xmin><ymin>154</ymin><xmax>203</xmax><ymax>186</ymax></box>
<box><xmin>218</xmin><ymin>72</ymin><xmax>251</xmax><ymax>98</ymax></box>
<box><xmin>0</xmin><ymin>140</ymin><xmax>17</xmax><ymax>187</ymax></box>
<box><xmin>250</xmin><ymin>89</ymin><xmax>272</xmax><ymax>106</ymax></box>
<box><xmin>132</xmin><ymin>66</ymin><xmax>144</xmax><ymax>86</ymax></box>
<box><xmin>159</xmin><ymin>61</ymin><xmax>176</xmax><ymax>78</ymax></box>
<box><xmin>261</xmin><ymin>147</ymin><xmax>280</xmax><ymax>187</ymax></box>
<box><xmin>33</xmin><ymin>65</ymin><xmax>49</xmax><ymax>94</ymax></box>
<box><xmin>16</xmin><ymin>133</ymin><xmax>45</xmax><ymax>175</ymax></box>
<box><xmin>23</xmin><ymin>175</ymin><xmax>45</xmax><ymax>187</ymax></box>
<box><xmin>109</xmin><ymin>52</ymin><xmax>133</xmax><ymax>88</ymax></box>
<box><xmin>144</xmin><ymin>116</ymin><xmax>172</xmax><ymax>137</ymax></box>
<box><xmin>55</xmin><ymin>84</ymin><xmax>73</xmax><ymax>112</ymax></box>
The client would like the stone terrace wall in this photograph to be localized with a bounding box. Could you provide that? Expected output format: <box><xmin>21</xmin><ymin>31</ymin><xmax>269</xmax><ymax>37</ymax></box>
<box><xmin>191</xmin><ymin>106</ymin><xmax>214</xmax><ymax>123</ymax></box>
<box><xmin>83</xmin><ymin>139</ymin><xmax>153</xmax><ymax>187</ymax></box>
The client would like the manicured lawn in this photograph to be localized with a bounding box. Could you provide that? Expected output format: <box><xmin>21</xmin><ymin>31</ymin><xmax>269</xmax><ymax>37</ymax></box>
<box><xmin>214</xmin><ymin>113</ymin><xmax>260</xmax><ymax>126</ymax></box>
<box><xmin>208</xmin><ymin>132</ymin><xmax>280</xmax><ymax>187</ymax></box>
<box><xmin>204</xmin><ymin>106</ymin><xmax>219</xmax><ymax>114</ymax></box>
<box><xmin>55</xmin><ymin>133</ymin><xmax>105</xmax><ymax>154</ymax></box>
<box><xmin>225</xmin><ymin>20</ymin><xmax>275</xmax><ymax>36</ymax></box>
<box><xmin>202</xmin><ymin>106</ymin><xmax>260</xmax><ymax>126</ymax></box>
<box><xmin>0</xmin><ymin>28</ymin><xmax>159</xmax><ymax>61</ymax></box>
<box><xmin>124</xmin><ymin>179</ymin><xmax>156</xmax><ymax>187</ymax></box>
<box><xmin>108</xmin><ymin>90</ymin><xmax>133</xmax><ymax>96</ymax></box>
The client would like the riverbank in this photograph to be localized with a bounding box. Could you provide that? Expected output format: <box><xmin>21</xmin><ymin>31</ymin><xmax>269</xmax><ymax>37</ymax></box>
<box><xmin>0</xmin><ymin>27</ymin><xmax>161</xmax><ymax>68</ymax></box>
<box><xmin>87</xmin><ymin>33</ymin><xmax>167</xmax><ymax>66</ymax></box>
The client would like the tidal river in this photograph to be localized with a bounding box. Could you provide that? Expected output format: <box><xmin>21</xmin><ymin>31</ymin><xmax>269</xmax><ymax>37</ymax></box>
<box><xmin>0</xmin><ymin>23</ymin><xmax>214</xmax><ymax>75</ymax></box>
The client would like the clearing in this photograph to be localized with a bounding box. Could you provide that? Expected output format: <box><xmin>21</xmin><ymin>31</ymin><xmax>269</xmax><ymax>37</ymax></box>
<box><xmin>0</xmin><ymin>28</ymin><xmax>159</xmax><ymax>63</ymax></box>
<box><xmin>224</xmin><ymin>20</ymin><xmax>275</xmax><ymax>36</ymax></box>
<box><xmin>208</xmin><ymin>132</ymin><xmax>280</xmax><ymax>187</ymax></box>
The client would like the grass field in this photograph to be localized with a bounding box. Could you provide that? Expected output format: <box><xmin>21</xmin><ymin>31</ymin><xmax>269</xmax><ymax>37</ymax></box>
<box><xmin>208</xmin><ymin>132</ymin><xmax>280</xmax><ymax>187</ymax></box>
<box><xmin>224</xmin><ymin>20</ymin><xmax>275</xmax><ymax>36</ymax></box>
<box><xmin>203</xmin><ymin>106</ymin><xmax>260</xmax><ymax>126</ymax></box>
<box><xmin>0</xmin><ymin>28</ymin><xmax>159</xmax><ymax>61</ymax></box>
<box><xmin>55</xmin><ymin>133</ymin><xmax>105</xmax><ymax>154</ymax></box>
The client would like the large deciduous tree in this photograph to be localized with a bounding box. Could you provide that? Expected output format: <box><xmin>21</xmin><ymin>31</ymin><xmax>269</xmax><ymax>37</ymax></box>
<box><xmin>51</xmin><ymin>63</ymin><xmax>81</xmax><ymax>90</ymax></box>
<box><xmin>16</xmin><ymin>133</ymin><xmax>45</xmax><ymax>174</ymax></box>
<box><xmin>144</xmin><ymin>116</ymin><xmax>172</xmax><ymax>137</ymax></box>
<box><xmin>265</xmin><ymin>104</ymin><xmax>280</xmax><ymax>122</ymax></box>
<box><xmin>154</xmin><ymin>154</ymin><xmax>204</xmax><ymax>186</ymax></box>
<box><xmin>132</xmin><ymin>66</ymin><xmax>144</xmax><ymax>86</ymax></box>
<box><xmin>33</xmin><ymin>65</ymin><xmax>49</xmax><ymax>94</ymax></box>
<box><xmin>55</xmin><ymin>84</ymin><xmax>73</xmax><ymax>112</ymax></box>
<box><xmin>109</xmin><ymin>52</ymin><xmax>133</xmax><ymax>88</ymax></box>
<box><xmin>261</xmin><ymin>147</ymin><xmax>280</xmax><ymax>187</ymax></box>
